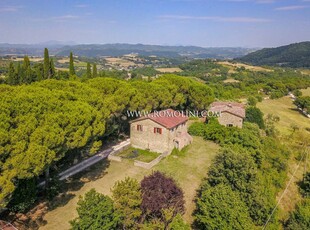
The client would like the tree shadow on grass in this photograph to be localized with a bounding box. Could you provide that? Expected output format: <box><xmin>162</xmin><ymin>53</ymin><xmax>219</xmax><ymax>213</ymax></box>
<box><xmin>47</xmin><ymin>159</ymin><xmax>111</xmax><ymax>211</ymax></box>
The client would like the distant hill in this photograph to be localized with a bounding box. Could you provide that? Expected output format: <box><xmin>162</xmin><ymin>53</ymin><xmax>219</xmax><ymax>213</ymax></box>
<box><xmin>55</xmin><ymin>44</ymin><xmax>254</xmax><ymax>59</ymax></box>
<box><xmin>0</xmin><ymin>43</ymin><xmax>255</xmax><ymax>59</ymax></box>
<box><xmin>237</xmin><ymin>42</ymin><xmax>310</xmax><ymax>68</ymax></box>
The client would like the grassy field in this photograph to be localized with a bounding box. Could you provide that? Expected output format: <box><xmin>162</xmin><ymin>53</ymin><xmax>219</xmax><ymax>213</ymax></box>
<box><xmin>301</xmin><ymin>87</ymin><xmax>310</xmax><ymax>96</ymax></box>
<box><xmin>258</xmin><ymin>94</ymin><xmax>310</xmax><ymax>221</ymax></box>
<box><xmin>218</xmin><ymin>61</ymin><xmax>273</xmax><ymax>72</ymax></box>
<box><xmin>40</xmin><ymin>137</ymin><xmax>219</xmax><ymax>229</ymax></box>
<box><xmin>257</xmin><ymin>96</ymin><xmax>310</xmax><ymax>135</ymax></box>
<box><xmin>156</xmin><ymin>67</ymin><xmax>183</xmax><ymax>73</ymax></box>
<box><xmin>117</xmin><ymin>147</ymin><xmax>160</xmax><ymax>162</ymax></box>
<box><xmin>223</xmin><ymin>78</ymin><xmax>240</xmax><ymax>83</ymax></box>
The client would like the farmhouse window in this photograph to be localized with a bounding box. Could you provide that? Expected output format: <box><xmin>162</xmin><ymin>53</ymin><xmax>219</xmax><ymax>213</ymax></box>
<box><xmin>154</xmin><ymin>127</ymin><xmax>162</xmax><ymax>134</ymax></box>
<box><xmin>137</xmin><ymin>125</ymin><xmax>143</xmax><ymax>131</ymax></box>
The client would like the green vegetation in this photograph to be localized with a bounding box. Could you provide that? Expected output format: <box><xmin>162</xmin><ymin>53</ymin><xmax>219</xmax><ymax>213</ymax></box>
<box><xmin>69</xmin><ymin>52</ymin><xmax>75</xmax><ymax>76</ymax></box>
<box><xmin>179</xmin><ymin>59</ymin><xmax>229</xmax><ymax>82</ymax></box>
<box><xmin>294</xmin><ymin>96</ymin><xmax>310</xmax><ymax>112</ymax></box>
<box><xmin>238</xmin><ymin>41</ymin><xmax>310</xmax><ymax>67</ymax></box>
<box><xmin>111</xmin><ymin>177</ymin><xmax>142</xmax><ymax>229</ymax></box>
<box><xmin>190</xmin><ymin>120</ymin><xmax>290</xmax><ymax>228</ymax></box>
<box><xmin>70</xmin><ymin>172</ymin><xmax>187</xmax><ymax>229</ymax></box>
<box><xmin>117</xmin><ymin>148</ymin><xmax>160</xmax><ymax>162</ymax></box>
<box><xmin>0</xmin><ymin>74</ymin><xmax>214</xmax><ymax>210</ymax></box>
<box><xmin>70</xmin><ymin>189</ymin><xmax>120</xmax><ymax>230</ymax></box>
<box><xmin>245</xmin><ymin>106</ymin><xmax>265</xmax><ymax>129</ymax></box>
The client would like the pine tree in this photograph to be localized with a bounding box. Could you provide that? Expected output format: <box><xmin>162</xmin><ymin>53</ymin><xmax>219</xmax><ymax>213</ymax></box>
<box><xmin>43</xmin><ymin>48</ymin><xmax>50</xmax><ymax>79</ymax></box>
<box><xmin>69</xmin><ymin>52</ymin><xmax>75</xmax><ymax>76</ymax></box>
<box><xmin>49</xmin><ymin>58</ymin><xmax>56</xmax><ymax>79</ymax></box>
<box><xmin>86</xmin><ymin>62</ymin><xmax>91</xmax><ymax>79</ymax></box>
<box><xmin>92</xmin><ymin>63</ymin><xmax>97</xmax><ymax>78</ymax></box>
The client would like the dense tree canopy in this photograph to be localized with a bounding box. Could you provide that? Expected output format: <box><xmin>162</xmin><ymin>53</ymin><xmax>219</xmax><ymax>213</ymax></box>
<box><xmin>0</xmin><ymin>74</ymin><xmax>214</xmax><ymax>210</ymax></box>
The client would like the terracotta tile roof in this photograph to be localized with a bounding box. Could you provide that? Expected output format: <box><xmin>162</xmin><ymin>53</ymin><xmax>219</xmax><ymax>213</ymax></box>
<box><xmin>209</xmin><ymin>102</ymin><xmax>245</xmax><ymax>118</ymax></box>
<box><xmin>0</xmin><ymin>221</ymin><xmax>17</xmax><ymax>230</ymax></box>
<box><xmin>131</xmin><ymin>109</ymin><xmax>188</xmax><ymax>129</ymax></box>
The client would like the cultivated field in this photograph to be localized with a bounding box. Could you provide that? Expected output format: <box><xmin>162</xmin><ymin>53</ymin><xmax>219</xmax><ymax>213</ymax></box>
<box><xmin>105</xmin><ymin>57</ymin><xmax>137</xmax><ymax>68</ymax></box>
<box><xmin>40</xmin><ymin>137</ymin><xmax>219</xmax><ymax>229</ymax></box>
<box><xmin>218</xmin><ymin>61</ymin><xmax>273</xmax><ymax>72</ymax></box>
<box><xmin>156</xmin><ymin>67</ymin><xmax>183</xmax><ymax>73</ymax></box>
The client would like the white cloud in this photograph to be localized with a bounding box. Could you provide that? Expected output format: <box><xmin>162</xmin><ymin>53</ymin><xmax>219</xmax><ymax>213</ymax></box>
<box><xmin>159</xmin><ymin>15</ymin><xmax>271</xmax><ymax>22</ymax></box>
<box><xmin>0</xmin><ymin>6</ymin><xmax>22</xmax><ymax>12</ymax></box>
<box><xmin>52</xmin><ymin>15</ymin><xmax>79</xmax><ymax>20</ymax></box>
<box><xmin>275</xmin><ymin>5</ymin><xmax>308</xmax><ymax>11</ymax></box>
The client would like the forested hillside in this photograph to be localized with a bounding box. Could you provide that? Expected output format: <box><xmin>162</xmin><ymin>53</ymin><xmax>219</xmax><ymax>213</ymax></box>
<box><xmin>237</xmin><ymin>42</ymin><xmax>310</xmax><ymax>68</ymax></box>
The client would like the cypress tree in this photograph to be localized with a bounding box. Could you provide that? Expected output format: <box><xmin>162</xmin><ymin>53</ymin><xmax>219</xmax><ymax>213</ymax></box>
<box><xmin>86</xmin><ymin>62</ymin><xmax>91</xmax><ymax>79</ymax></box>
<box><xmin>23</xmin><ymin>56</ymin><xmax>30</xmax><ymax>69</ymax></box>
<box><xmin>93</xmin><ymin>63</ymin><xmax>97</xmax><ymax>78</ymax></box>
<box><xmin>49</xmin><ymin>58</ymin><xmax>56</xmax><ymax>79</ymax></box>
<box><xmin>16</xmin><ymin>62</ymin><xmax>22</xmax><ymax>82</ymax></box>
<box><xmin>7</xmin><ymin>62</ymin><xmax>18</xmax><ymax>85</ymax></box>
<box><xmin>69</xmin><ymin>52</ymin><xmax>75</xmax><ymax>76</ymax></box>
<box><xmin>43</xmin><ymin>48</ymin><xmax>50</xmax><ymax>79</ymax></box>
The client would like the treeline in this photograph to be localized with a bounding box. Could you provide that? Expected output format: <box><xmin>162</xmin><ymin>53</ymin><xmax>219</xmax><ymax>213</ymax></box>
<box><xmin>4</xmin><ymin>49</ymin><xmax>98</xmax><ymax>85</ymax></box>
<box><xmin>179</xmin><ymin>59</ymin><xmax>229</xmax><ymax>82</ymax></box>
<box><xmin>0</xmin><ymin>74</ymin><xmax>214</xmax><ymax>210</ymax></box>
<box><xmin>70</xmin><ymin>172</ymin><xmax>189</xmax><ymax>229</ymax></box>
<box><xmin>189</xmin><ymin>119</ymin><xmax>290</xmax><ymax>229</ymax></box>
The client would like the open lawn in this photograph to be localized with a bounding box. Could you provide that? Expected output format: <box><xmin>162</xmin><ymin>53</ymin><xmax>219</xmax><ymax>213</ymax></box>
<box><xmin>117</xmin><ymin>147</ymin><xmax>160</xmax><ymax>162</ymax></box>
<box><xmin>40</xmin><ymin>137</ymin><xmax>219</xmax><ymax>229</ymax></box>
<box><xmin>258</xmin><ymin>96</ymin><xmax>310</xmax><ymax>135</ymax></box>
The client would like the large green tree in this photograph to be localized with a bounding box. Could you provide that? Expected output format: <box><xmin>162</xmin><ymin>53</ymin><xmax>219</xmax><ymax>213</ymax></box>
<box><xmin>195</xmin><ymin>184</ymin><xmax>254</xmax><ymax>230</ymax></box>
<box><xmin>112</xmin><ymin>177</ymin><xmax>142</xmax><ymax>229</ymax></box>
<box><xmin>70</xmin><ymin>189</ymin><xmax>120</xmax><ymax>230</ymax></box>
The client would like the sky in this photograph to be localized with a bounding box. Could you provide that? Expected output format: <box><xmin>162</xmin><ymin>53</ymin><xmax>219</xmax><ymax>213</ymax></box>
<box><xmin>0</xmin><ymin>0</ymin><xmax>310</xmax><ymax>47</ymax></box>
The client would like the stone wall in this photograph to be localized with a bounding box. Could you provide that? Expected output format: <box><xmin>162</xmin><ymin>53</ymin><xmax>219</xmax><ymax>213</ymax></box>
<box><xmin>134</xmin><ymin>151</ymin><xmax>169</xmax><ymax>169</ymax></box>
<box><xmin>108</xmin><ymin>141</ymin><xmax>130</xmax><ymax>162</ymax></box>
<box><xmin>130</xmin><ymin>119</ymin><xmax>170</xmax><ymax>153</ymax></box>
<box><xmin>218</xmin><ymin>112</ymin><xmax>243</xmax><ymax>128</ymax></box>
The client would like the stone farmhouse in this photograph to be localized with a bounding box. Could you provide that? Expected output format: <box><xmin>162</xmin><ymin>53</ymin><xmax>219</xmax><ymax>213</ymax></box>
<box><xmin>209</xmin><ymin>102</ymin><xmax>245</xmax><ymax>128</ymax></box>
<box><xmin>130</xmin><ymin>109</ymin><xmax>193</xmax><ymax>154</ymax></box>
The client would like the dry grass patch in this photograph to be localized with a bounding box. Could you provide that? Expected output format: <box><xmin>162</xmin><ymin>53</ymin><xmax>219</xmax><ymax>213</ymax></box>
<box><xmin>301</xmin><ymin>87</ymin><xmax>310</xmax><ymax>96</ymax></box>
<box><xmin>257</xmin><ymin>96</ymin><xmax>310</xmax><ymax>135</ymax></box>
<box><xmin>156</xmin><ymin>67</ymin><xmax>183</xmax><ymax>73</ymax></box>
<box><xmin>223</xmin><ymin>78</ymin><xmax>240</xmax><ymax>83</ymax></box>
<box><xmin>218</xmin><ymin>61</ymin><xmax>273</xmax><ymax>72</ymax></box>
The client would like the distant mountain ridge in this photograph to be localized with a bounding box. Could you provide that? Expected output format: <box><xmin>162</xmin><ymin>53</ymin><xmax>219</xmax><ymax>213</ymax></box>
<box><xmin>237</xmin><ymin>41</ymin><xmax>310</xmax><ymax>68</ymax></box>
<box><xmin>0</xmin><ymin>43</ymin><xmax>256</xmax><ymax>59</ymax></box>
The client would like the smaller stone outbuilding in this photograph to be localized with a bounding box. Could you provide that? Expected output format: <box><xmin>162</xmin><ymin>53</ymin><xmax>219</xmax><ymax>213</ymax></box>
<box><xmin>209</xmin><ymin>102</ymin><xmax>245</xmax><ymax>128</ymax></box>
<box><xmin>130</xmin><ymin>109</ymin><xmax>193</xmax><ymax>154</ymax></box>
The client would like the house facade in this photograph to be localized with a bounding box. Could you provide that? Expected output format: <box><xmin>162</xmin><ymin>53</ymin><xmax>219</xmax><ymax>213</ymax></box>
<box><xmin>209</xmin><ymin>102</ymin><xmax>245</xmax><ymax>128</ymax></box>
<box><xmin>130</xmin><ymin>109</ymin><xmax>193</xmax><ymax>154</ymax></box>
